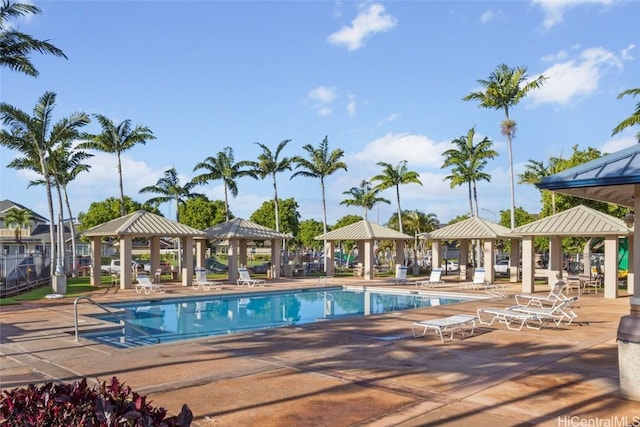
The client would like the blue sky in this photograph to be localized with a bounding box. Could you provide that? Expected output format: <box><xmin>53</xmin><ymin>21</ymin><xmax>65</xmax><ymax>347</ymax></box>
<box><xmin>1</xmin><ymin>0</ymin><xmax>638</xmax><ymax>227</ymax></box>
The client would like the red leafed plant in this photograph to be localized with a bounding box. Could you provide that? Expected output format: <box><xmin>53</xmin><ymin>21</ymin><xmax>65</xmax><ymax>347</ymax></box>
<box><xmin>0</xmin><ymin>376</ymin><xmax>192</xmax><ymax>426</ymax></box>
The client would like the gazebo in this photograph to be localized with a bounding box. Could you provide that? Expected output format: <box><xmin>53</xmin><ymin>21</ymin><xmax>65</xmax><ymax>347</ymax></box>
<box><xmin>511</xmin><ymin>204</ymin><xmax>632</xmax><ymax>299</ymax></box>
<box><xmin>422</xmin><ymin>216</ymin><xmax>518</xmax><ymax>282</ymax></box>
<box><xmin>314</xmin><ymin>219</ymin><xmax>413</xmax><ymax>281</ymax></box>
<box><xmin>81</xmin><ymin>210</ymin><xmax>208</xmax><ymax>289</ymax></box>
<box><xmin>202</xmin><ymin>218</ymin><xmax>290</xmax><ymax>283</ymax></box>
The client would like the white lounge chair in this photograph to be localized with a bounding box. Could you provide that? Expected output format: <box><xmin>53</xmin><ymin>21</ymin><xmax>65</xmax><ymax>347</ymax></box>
<box><xmin>477</xmin><ymin>296</ymin><xmax>578</xmax><ymax>331</ymax></box>
<box><xmin>135</xmin><ymin>275</ymin><xmax>166</xmax><ymax>294</ymax></box>
<box><xmin>412</xmin><ymin>314</ymin><xmax>477</xmax><ymax>342</ymax></box>
<box><xmin>461</xmin><ymin>267</ymin><xmax>508</xmax><ymax>299</ymax></box>
<box><xmin>193</xmin><ymin>268</ymin><xmax>223</xmax><ymax>291</ymax></box>
<box><xmin>415</xmin><ymin>268</ymin><xmax>444</xmax><ymax>287</ymax></box>
<box><xmin>392</xmin><ymin>265</ymin><xmax>408</xmax><ymax>285</ymax></box>
<box><xmin>237</xmin><ymin>267</ymin><xmax>266</xmax><ymax>287</ymax></box>
<box><xmin>515</xmin><ymin>280</ymin><xmax>568</xmax><ymax>307</ymax></box>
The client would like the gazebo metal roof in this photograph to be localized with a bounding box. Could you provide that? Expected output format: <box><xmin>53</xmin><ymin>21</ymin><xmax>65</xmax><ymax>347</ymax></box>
<box><xmin>81</xmin><ymin>210</ymin><xmax>207</xmax><ymax>238</ymax></box>
<box><xmin>537</xmin><ymin>144</ymin><xmax>640</xmax><ymax>207</ymax></box>
<box><xmin>422</xmin><ymin>216</ymin><xmax>514</xmax><ymax>240</ymax></box>
<box><xmin>203</xmin><ymin>218</ymin><xmax>290</xmax><ymax>240</ymax></box>
<box><xmin>510</xmin><ymin>204</ymin><xmax>631</xmax><ymax>237</ymax></box>
<box><xmin>315</xmin><ymin>220</ymin><xmax>413</xmax><ymax>241</ymax></box>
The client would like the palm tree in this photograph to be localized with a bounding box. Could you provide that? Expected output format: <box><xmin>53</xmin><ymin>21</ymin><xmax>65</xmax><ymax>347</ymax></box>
<box><xmin>291</xmin><ymin>136</ymin><xmax>347</xmax><ymax>234</ymax></box>
<box><xmin>0</xmin><ymin>0</ymin><xmax>67</xmax><ymax>77</ymax></box>
<box><xmin>463</xmin><ymin>64</ymin><xmax>547</xmax><ymax>229</ymax></box>
<box><xmin>4</xmin><ymin>207</ymin><xmax>33</xmax><ymax>242</ymax></box>
<box><xmin>78</xmin><ymin>114</ymin><xmax>156</xmax><ymax>216</ymax></box>
<box><xmin>370</xmin><ymin>161</ymin><xmax>422</xmax><ymax>234</ymax></box>
<box><xmin>243</xmin><ymin>140</ymin><xmax>293</xmax><ymax>232</ymax></box>
<box><xmin>0</xmin><ymin>91</ymin><xmax>90</xmax><ymax>275</ymax></box>
<box><xmin>340</xmin><ymin>180</ymin><xmax>390</xmax><ymax>220</ymax></box>
<box><xmin>192</xmin><ymin>147</ymin><xmax>256</xmax><ymax>222</ymax></box>
<box><xmin>441</xmin><ymin>127</ymin><xmax>497</xmax><ymax>217</ymax></box>
<box><xmin>518</xmin><ymin>157</ymin><xmax>562</xmax><ymax>215</ymax></box>
<box><xmin>612</xmin><ymin>88</ymin><xmax>640</xmax><ymax>142</ymax></box>
<box><xmin>139</xmin><ymin>167</ymin><xmax>201</xmax><ymax>223</ymax></box>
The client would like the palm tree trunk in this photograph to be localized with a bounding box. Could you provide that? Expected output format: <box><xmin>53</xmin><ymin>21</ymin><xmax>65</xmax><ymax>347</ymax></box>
<box><xmin>395</xmin><ymin>185</ymin><xmax>403</xmax><ymax>233</ymax></box>
<box><xmin>117</xmin><ymin>153</ymin><xmax>125</xmax><ymax>216</ymax></box>
<box><xmin>272</xmin><ymin>176</ymin><xmax>280</xmax><ymax>232</ymax></box>
<box><xmin>467</xmin><ymin>182</ymin><xmax>473</xmax><ymax>216</ymax></box>
<box><xmin>472</xmin><ymin>180</ymin><xmax>479</xmax><ymax>217</ymax></box>
<box><xmin>63</xmin><ymin>185</ymin><xmax>77</xmax><ymax>277</ymax></box>
<box><xmin>223</xmin><ymin>183</ymin><xmax>230</xmax><ymax>222</ymax></box>
<box><xmin>321</xmin><ymin>179</ymin><xmax>328</xmax><ymax>274</ymax></box>
<box><xmin>44</xmin><ymin>175</ymin><xmax>56</xmax><ymax>276</ymax></box>
<box><xmin>55</xmin><ymin>183</ymin><xmax>66</xmax><ymax>273</ymax></box>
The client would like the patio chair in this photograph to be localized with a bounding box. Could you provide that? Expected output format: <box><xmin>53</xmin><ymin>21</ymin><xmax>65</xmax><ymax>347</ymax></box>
<box><xmin>135</xmin><ymin>275</ymin><xmax>166</xmax><ymax>294</ymax></box>
<box><xmin>461</xmin><ymin>267</ymin><xmax>508</xmax><ymax>299</ymax></box>
<box><xmin>411</xmin><ymin>314</ymin><xmax>477</xmax><ymax>343</ymax></box>
<box><xmin>237</xmin><ymin>267</ymin><xmax>267</xmax><ymax>287</ymax></box>
<box><xmin>392</xmin><ymin>265</ymin><xmax>408</xmax><ymax>285</ymax></box>
<box><xmin>415</xmin><ymin>268</ymin><xmax>444</xmax><ymax>287</ymax></box>
<box><xmin>515</xmin><ymin>280</ymin><xmax>568</xmax><ymax>307</ymax></box>
<box><xmin>510</xmin><ymin>296</ymin><xmax>579</xmax><ymax>326</ymax></box>
<box><xmin>193</xmin><ymin>268</ymin><xmax>223</xmax><ymax>291</ymax></box>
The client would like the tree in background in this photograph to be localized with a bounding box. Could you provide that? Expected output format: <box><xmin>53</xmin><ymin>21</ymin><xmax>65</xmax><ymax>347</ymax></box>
<box><xmin>612</xmin><ymin>87</ymin><xmax>640</xmax><ymax>142</ymax></box>
<box><xmin>243</xmin><ymin>140</ymin><xmax>293</xmax><ymax>232</ymax></box>
<box><xmin>297</xmin><ymin>219</ymin><xmax>324</xmax><ymax>251</ymax></box>
<box><xmin>464</xmin><ymin>64</ymin><xmax>547</xmax><ymax>229</ymax></box>
<box><xmin>331</xmin><ymin>214</ymin><xmax>363</xmax><ymax>264</ymax></box>
<box><xmin>179</xmin><ymin>196</ymin><xmax>229</xmax><ymax>230</ymax></box>
<box><xmin>518</xmin><ymin>157</ymin><xmax>562</xmax><ymax>215</ymax></box>
<box><xmin>79</xmin><ymin>114</ymin><xmax>156</xmax><ymax>216</ymax></box>
<box><xmin>0</xmin><ymin>91</ymin><xmax>90</xmax><ymax>275</ymax></box>
<box><xmin>250</xmin><ymin>197</ymin><xmax>301</xmax><ymax>245</ymax></box>
<box><xmin>191</xmin><ymin>147</ymin><xmax>255</xmax><ymax>222</ymax></box>
<box><xmin>340</xmin><ymin>180</ymin><xmax>390</xmax><ymax>220</ymax></box>
<box><xmin>4</xmin><ymin>207</ymin><xmax>33</xmax><ymax>242</ymax></box>
<box><xmin>291</xmin><ymin>136</ymin><xmax>347</xmax><ymax>235</ymax></box>
<box><xmin>0</xmin><ymin>0</ymin><xmax>66</xmax><ymax>77</ymax></box>
<box><xmin>370</xmin><ymin>160</ymin><xmax>422</xmax><ymax>234</ymax></box>
<box><xmin>77</xmin><ymin>197</ymin><xmax>160</xmax><ymax>232</ymax></box>
<box><xmin>441</xmin><ymin>127</ymin><xmax>497</xmax><ymax>217</ymax></box>
<box><xmin>139</xmin><ymin>167</ymin><xmax>201</xmax><ymax>223</ymax></box>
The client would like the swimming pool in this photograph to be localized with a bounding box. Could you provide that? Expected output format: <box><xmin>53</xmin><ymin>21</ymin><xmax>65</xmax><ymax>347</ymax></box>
<box><xmin>82</xmin><ymin>287</ymin><xmax>477</xmax><ymax>348</ymax></box>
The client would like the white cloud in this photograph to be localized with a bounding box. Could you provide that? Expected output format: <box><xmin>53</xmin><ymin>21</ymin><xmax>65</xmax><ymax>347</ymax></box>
<box><xmin>307</xmin><ymin>85</ymin><xmax>337</xmax><ymax>116</ymax></box>
<box><xmin>480</xmin><ymin>10</ymin><xmax>504</xmax><ymax>24</ymax></box>
<box><xmin>529</xmin><ymin>46</ymin><xmax>625</xmax><ymax>105</ymax></box>
<box><xmin>349</xmin><ymin>132</ymin><xmax>449</xmax><ymax>168</ymax></box>
<box><xmin>347</xmin><ymin>94</ymin><xmax>357</xmax><ymax>115</ymax></box>
<box><xmin>376</xmin><ymin>113</ymin><xmax>401</xmax><ymax>127</ymax></box>
<box><xmin>600</xmin><ymin>136</ymin><xmax>636</xmax><ymax>154</ymax></box>
<box><xmin>531</xmin><ymin>0</ymin><xmax>615</xmax><ymax>29</ymax></box>
<box><xmin>327</xmin><ymin>3</ymin><xmax>397</xmax><ymax>51</ymax></box>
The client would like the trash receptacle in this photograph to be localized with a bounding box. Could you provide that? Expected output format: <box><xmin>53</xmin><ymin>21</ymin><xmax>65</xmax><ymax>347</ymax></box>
<box><xmin>617</xmin><ymin>315</ymin><xmax>640</xmax><ymax>400</ymax></box>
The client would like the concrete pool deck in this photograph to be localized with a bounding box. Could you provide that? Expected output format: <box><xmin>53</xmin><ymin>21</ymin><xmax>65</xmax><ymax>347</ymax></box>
<box><xmin>1</xmin><ymin>276</ymin><xmax>639</xmax><ymax>426</ymax></box>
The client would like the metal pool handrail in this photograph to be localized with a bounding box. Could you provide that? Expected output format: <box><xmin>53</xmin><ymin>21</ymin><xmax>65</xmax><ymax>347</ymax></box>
<box><xmin>73</xmin><ymin>296</ymin><xmax>160</xmax><ymax>343</ymax></box>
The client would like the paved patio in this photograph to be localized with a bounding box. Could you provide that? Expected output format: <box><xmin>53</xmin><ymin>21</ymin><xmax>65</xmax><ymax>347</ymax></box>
<box><xmin>1</xmin><ymin>276</ymin><xmax>638</xmax><ymax>426</ymax></box>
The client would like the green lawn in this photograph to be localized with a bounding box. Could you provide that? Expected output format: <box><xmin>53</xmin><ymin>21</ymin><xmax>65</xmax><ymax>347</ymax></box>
<box><xmin>0</xmin><ymin>277</ymin><xmax>110</xmax><ymax>305</ymax></box>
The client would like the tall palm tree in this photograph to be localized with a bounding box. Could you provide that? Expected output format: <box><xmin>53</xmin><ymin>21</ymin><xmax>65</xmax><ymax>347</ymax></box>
<box><xmin>463</xmin><ymin>64</ymin><xmax>547</xmax><ymax>229</ymax></box>
<box><xmin>291</xmin><ymin>136</ymin><xmax>347</xmax><ymax>234</ymax></box>
<box><xmin>0</xmin><ymin>0</ymin><xmax>66</xmax><ymax>77</ymax></box>
<box><xmin>370</xmin><ymin>160</ymin><xmax>422</xmax><ymax>234</ymax></box>
<box><xmin>139</xmin><ymin>167</ymin><xmax>201</xmax><ymax>223</ymax></box>
<box><xmin>243</xmin><ymin>140</ymin><xmax>293</xmax><ymax>232</ymax></box>
<box><xmin>0</xmin><ymin>91</ymin><xmax>90</xmax><ymax>275</ymax></box>
<box><xmin>192</xmin><ymin>146</ymin><xmax>256</xmax><ymax>222</ymax></box>
<box><xmin>612</xmin><ymin>88</ymin><xmax>640</xmax><ymax>142</ymax></box>
<box><xmin>78</xmin><ymin>114</ymin><xmax>156</xmax><ymax>216</ymax></box>
<box><xmin>441</xmin><ymin>127</ymin><xmax>497</xmax><ymax>217</ymax></box>
<box><xmin>340</xmin><ymin>180</ymin><xmax>390</xmax><ymax>220</ymax></box>
<box><xmin>4</xmin><ymin>207</ymin><xmax>33</xmax><ymax>242</ymax></box>
<box><xmin>518</xmin><ymin>157</ymin><xmax>562</xmax><ymax>215</ymax></box>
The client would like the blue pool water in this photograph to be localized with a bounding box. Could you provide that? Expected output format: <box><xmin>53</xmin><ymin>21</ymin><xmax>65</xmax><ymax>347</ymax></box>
<box><xmin>82</xmin><ymin>287</ymin><xmax>473</xmax><ymax>348</ymax></box>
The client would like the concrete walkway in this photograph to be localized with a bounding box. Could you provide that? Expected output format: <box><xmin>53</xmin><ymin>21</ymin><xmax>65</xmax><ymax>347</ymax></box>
<box><xmin>1</xmin><ymin>277</ymin><xmax>638</xmax><ymax>426</ymax></box>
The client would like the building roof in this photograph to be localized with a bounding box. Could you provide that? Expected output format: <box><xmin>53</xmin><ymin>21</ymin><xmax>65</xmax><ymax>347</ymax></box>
<box><xmin>314</xmin><ymin>220</ymin><xmax>413</xmax><ymax>241</ymax></box>
<box><xmin>0</xmin><ymin>199</ymin><xmax>48</xmax><ymax>223</ymax></box>
<box><xmin>422</xmin><ymin>216</ymin><xmax>514</xmax><ymax>240</ymax></box>
<box><xmin>537</xmin><ymin>144</ymin><xmax>640</xmax><ymax>207</ymax></box>
<box><xmin>81</xmin><ymin>210</ymin><xmax>207</xmax><ymax>238</ymax></box>
<box><xmin>510</xmin><ymin>204</ymin><xmax>631</xmax><ymax>237</ymax></box>
<box><xmin>203</xmin><ymin>218</ymin><xmax>290</xmax><ymax>240</ymax></box>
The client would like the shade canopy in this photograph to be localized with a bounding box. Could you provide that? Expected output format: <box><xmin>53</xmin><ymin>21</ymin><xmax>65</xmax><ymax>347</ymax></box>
<box><xmin>314</xmin><ymin>219</ymin><xmax>413</xmax><ymax>241</ymax></box>
<box><xmin>421</xmin><ymin>216</ymin><xmax>513</xmax><ymax>240</ymax></box>
<box><xmin>82</xmin><ymin>210</ymin><xmax>207</xmax><ymax>238</ymax></box>
<box><xmin>203</xmin><ymin>218</ymin><xmax>290</xmax><ymax>240</ymax></box>
<box><xmin>537</xmin><ymin>144</ymin><xmax>640</xmax><ymax>207</ymax></box>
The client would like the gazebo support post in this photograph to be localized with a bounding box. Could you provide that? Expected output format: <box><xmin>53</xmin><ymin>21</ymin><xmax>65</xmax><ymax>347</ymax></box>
<box><xmin>604</xmin><ymin>237</ymin><xmax>619</xmax><ymax>298</ymax></box>
<box><xmin>432</xmin><ymin>240</ymin><xmax>441</xmax><ymax>272</ymax></box>
<box><xmin>325</xmin><ymin>241</ymin><xmax>335</xmax><ymax>277</ymax></box>
<box><xmin>228</xmin><ymin>239</ymin><xmax>239</xmax><ymax>283</ymax></box>
<box><xmin>548</xmin><ymin>236</ymin><xmax>563</xmax><ymax>283</ymax></box>
<box><xmin>458</xmin><ymin>239</ymin><xmax>469</xmax><ymax>280</ymax></box>
<box><xmin>90</xmin><ymin>236</ymin><xmax>101</xmax><ymax>287</ymax></box>
<box><xmin>483</xmin><ymin>240</ymin><xmax>494</xmax><ymax>282</ymax></box>
<box><xmin>119</xmin><ymin>235</ymin><xmax>133</xmax><ymax>290</ymax></box>
<box><xmin>509</xmin><ymin>240</ymin><xmax>519</xmax><ymax>283</ymax></box>
<box><xmin>364</xmin><ymin>240</ymin><xmax>374</xmax><ymax>280</ymax></box>
<box><xmin>521</xmin><ymin>236</ymin><xmax>535</xmax><ymax>293</ymax></box>
<box><xmin>181</xmin><ymin>237</ymin><xmax>194</xmax><ymax>287</ymax></box>
<box><xmin>195</xmin><ymin>239</ymin><xmax>206</xmax><ymax>270</ymax></box>
<box><xmin>271</xmin><ymin>239</ymin><xmax>281</xmax><ymax>279</ymax></box>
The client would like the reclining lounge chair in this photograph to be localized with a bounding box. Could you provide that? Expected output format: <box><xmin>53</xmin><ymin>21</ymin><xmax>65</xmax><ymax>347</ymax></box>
<box><xmin>415</xmin><ymin>268</ymin><xmax>444</xmax><ymax>288</ymax></box>
<box><xmin>237</xmin><ymin>267</ymin><xmax>267</xmax><ymax>287</ymax></box>
<box><xmin>193</xmin><ymin>268</ymin><xmax>223</xmax><ymax>291</ymax></box>
<box><xmin>135</xmin><ymin>275</ymin><xmax>166</xmax><ymax>294</ymax></box>
<box><xmin>412</xmin><ymin>314</ymin><xmax>477</xmax><ymax>342</ymax></box>
<box><xmin>515</xmin><ymin>280</ymin><xmax>568</xmax><ymax>307</ymax></box>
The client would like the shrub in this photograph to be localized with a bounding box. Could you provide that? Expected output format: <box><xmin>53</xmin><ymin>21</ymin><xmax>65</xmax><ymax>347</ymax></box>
<box><xmin>0</xmin><ymin>376</ymin><xmax>192</xmax><ymax>426</ymax></box>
